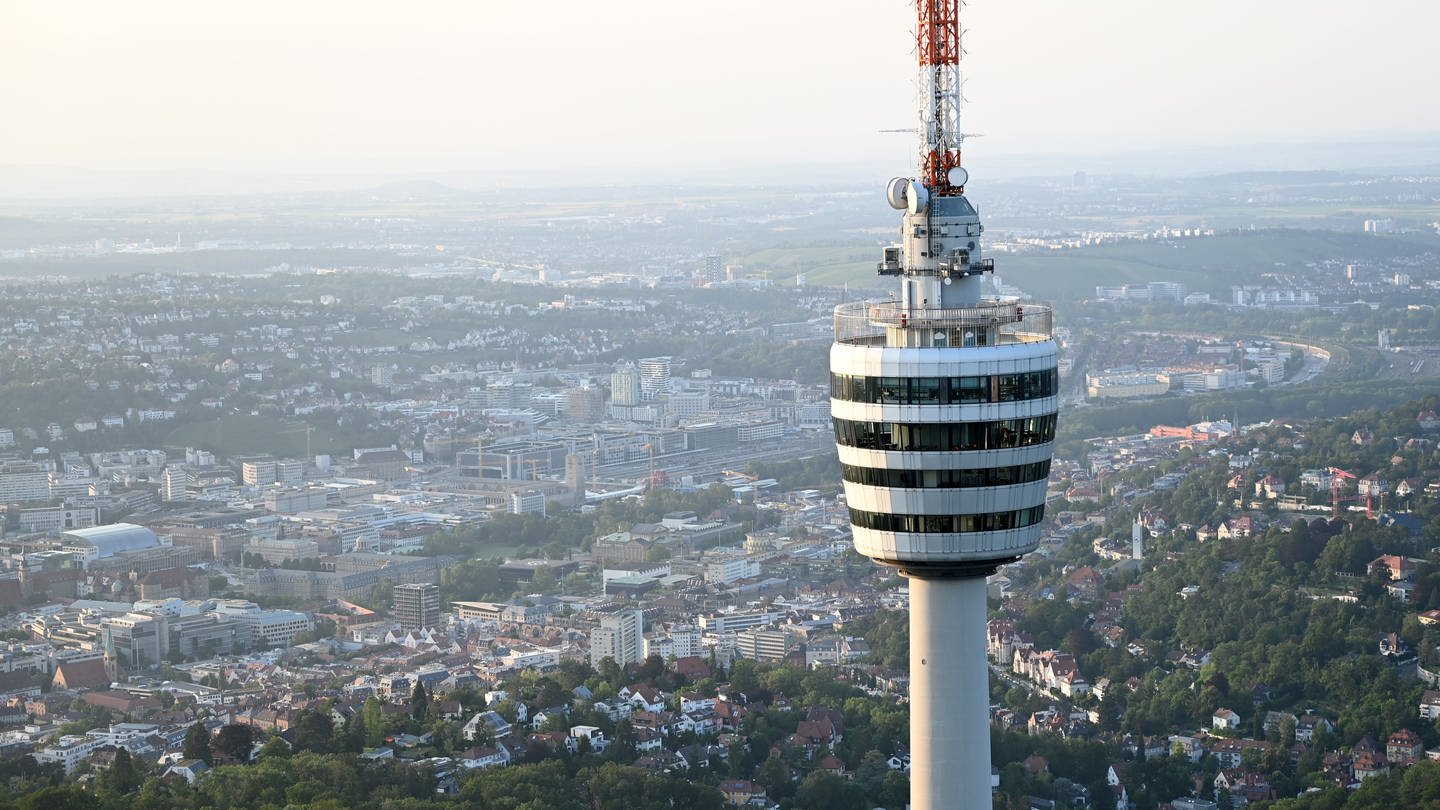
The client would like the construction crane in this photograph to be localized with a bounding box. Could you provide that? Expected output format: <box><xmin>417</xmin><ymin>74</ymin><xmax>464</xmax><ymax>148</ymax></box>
<box><xmin>1328</xmin><ymin>467</ymin><xmax>1358</xmax><ymax>518</ymax></box>
<box><xmin>1357</xmin><ymin>472</ymin><xmax>1388</xmax><ymax>519</ymax></box>
<box><xmin>639</xmin><ymin>442</ymin><xmax>666</xmax><ymax>491</ymax></box>
<box><xmin>279</xmin><ymin>423</ymin><xmax>316</xmax><ymax>460</ymax></box>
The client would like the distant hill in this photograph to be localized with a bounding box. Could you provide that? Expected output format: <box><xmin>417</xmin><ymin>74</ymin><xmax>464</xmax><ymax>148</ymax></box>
<box><xmin>798</xmin><ymin>228</ymin><xmax>1440</xmax><ymax>300</ymax></box>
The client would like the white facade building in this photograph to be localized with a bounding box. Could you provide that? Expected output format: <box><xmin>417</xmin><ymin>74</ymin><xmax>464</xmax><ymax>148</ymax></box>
<box><xmin>590</xmin><ymin>610</ymin><xmax>643</xmax><ymax>668</ymax></box>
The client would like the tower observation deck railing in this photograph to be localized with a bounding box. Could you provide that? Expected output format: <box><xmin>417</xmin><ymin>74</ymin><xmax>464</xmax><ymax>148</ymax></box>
<box><xmin>834</xmin><ymin>300</ymin><xmax>1053</xmax><ymax>347</ymax></box>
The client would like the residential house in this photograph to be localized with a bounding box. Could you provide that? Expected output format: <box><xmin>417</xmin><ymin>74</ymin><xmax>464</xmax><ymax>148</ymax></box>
<box><xmin>1214</xmin><ymin>769</ymin><xmax>1275</xmax><ymax>804</ymax></box>
<box><xmin>1353</xmin><ymin>751</ymin><xmax>1389</xmax><ymax>782</ymax></box>
<box><xmin>1295</xmin><ymin>714</ymin><xmax>1333</xmax><ymax>742</ymax></box>
<box><xmin>1379</xmin><ymin>633</ymin><xmax>1409</xmax><ymax>658</ymax></box>
<box><xmin>794</xmin><ymin>707</ymin><xmax>844</xmax><ymax>749</ymax></box>
<box><xmin>1212</xmin><ymin>708</ymin><xmax>1241</xmax><ymax>731</ymax></box>
<box><xmin>1418</xmin><ymin>691</ymin><xmax>1440</xmax><ymax>721</ymax></box>
<box><xmin>163</xmin><ymin>759</ymin><xmax>210</xmax><ymax>783</ymax></box>
<box><xmin>1170</xmin><ymin>735</ymin><xmax>1206</xmax><ymax>763</ymax></box>
<box><xmin>1064</xmin><ymin>567</ymin><xmax>1104</xmax><ymax>602</ymax></box>
<box><xmin>1369</xmin><ymin>555</ymin><xmax>1415</xmax><ymax>582</ymax></box>
<box><xmin>1210</xmin><ymin>738</ymin><xmax>1271</xmax><ymax>769</ymax></box>
<box><xmin>619</xmin><ymin>684</ymin><xmax>667</xmax><ymax>714</ymax></box>
<box><xmin>718</xmin><ymin>778</ymin><xmax>769</xmax><ymax>807</ymax></box>
<box><xmin>632</xmin><ymin>749</ymin><xmax>687</xmax><ymax>774</ymax></box>
<box><xmin>1216</xmin><ymin>517</ymin><xmax>1254</xmax><ymax>540</ymax></box>
<box><xmin>634</xmin><ymin>727</ymin><xmax>663</xmax><ymax>752</ymax></box>
<box><xmin>1256</xmin><ymin>475</ymin><xmax>1286</xmax><ymax>499</ymax></box>
<box><xmin>1386</xmin><ymin>729</ymin><xmax>1423</xmax><ymax>764</ymax></box>
<box><xmin>462</xmin><ymin>710</ymin><xmax>511</xmax><ymax>742</ymax></box>
<box><xmin>1023</xmin><ymin>755</ymin><xmax>1050</xmax><ymax>777</ymax></box>
<box><xmin>457</xmin><ymin>745</ymin><xmax>511</xmax><ymax>770</ymax></box>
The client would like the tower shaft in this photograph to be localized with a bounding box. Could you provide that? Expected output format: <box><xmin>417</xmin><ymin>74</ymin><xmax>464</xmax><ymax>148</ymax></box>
<box><xmin>910</xmin><ymin>576</ymin><xmax>991</xmax><ymax>810</ymax></box>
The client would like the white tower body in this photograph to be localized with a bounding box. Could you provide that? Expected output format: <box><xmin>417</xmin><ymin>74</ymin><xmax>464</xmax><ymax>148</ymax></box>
<box><xmin>830</xmin><ymin>4</ymin><xmax>1058</xmax><ymax>808</ymax></box>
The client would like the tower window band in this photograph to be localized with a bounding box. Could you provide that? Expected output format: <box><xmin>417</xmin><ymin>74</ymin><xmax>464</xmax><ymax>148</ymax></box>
<box><xmin>830</xmin><ymin>369</ymin><xmax>1057</xmax><ymax>405</ymax></box>
<box><xmin>848</xmin><ymin>505</ymin><xmax>1046</xmax><ymax>534</ymax></box>
<box><xmin>833</xmin><ymin>414</ymin><xmax>1056</xmax><ymax>451</ymax></box>
<box><xmin>842</xmin><ymin>459</ymin><xmax>1050</xmax><ymax>489</ymax></box>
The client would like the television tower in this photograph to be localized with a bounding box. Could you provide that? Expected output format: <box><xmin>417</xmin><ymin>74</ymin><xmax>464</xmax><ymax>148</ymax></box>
<box><xmin>830</xmin><ymin>2</ymin><xmax>1058</xmax><ymax>808</ymax></box>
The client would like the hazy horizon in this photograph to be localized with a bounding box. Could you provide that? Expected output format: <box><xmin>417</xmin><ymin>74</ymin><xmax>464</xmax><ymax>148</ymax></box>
<box><xmin>6</xmin><ymin>0</ymin><xmax>1440</xmax><ymax>197</ymax></box>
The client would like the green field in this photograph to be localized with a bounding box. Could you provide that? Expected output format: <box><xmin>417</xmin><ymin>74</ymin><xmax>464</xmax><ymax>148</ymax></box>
<box><xmin>735</xmin><ymin>246</ymin><xmax>878</xmax><ymax>287</ymax></box>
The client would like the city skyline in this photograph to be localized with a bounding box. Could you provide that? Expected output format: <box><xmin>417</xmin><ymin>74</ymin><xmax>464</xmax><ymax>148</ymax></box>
<box><xmin>5</xmin><ymin>0</ymin><xmax>1440</xmax><ymax>195</ymax></box>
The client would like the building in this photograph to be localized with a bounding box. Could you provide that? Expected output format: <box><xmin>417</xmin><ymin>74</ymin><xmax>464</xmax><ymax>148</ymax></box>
<box><xmin>590</xmin><ymin>610</ymin><xmax>643</xmax><ymax>669</ymax></box>
<box><xmin>393</xmin><ymin>582</ymin><xmax>441</xmax><ymax>631</ymax></box>
<box><xmin>1085</xmin><ymin>371</ymin><xmax>1170</xmax><ymax>400</ymax></box>
<box><xmin>16</xmin><ymin>505</ymin><xmax>98</xmax><ymax>534</ymax></box>
<box><xmin>705</xmin><ymin>556</ymin><xmax>761</xmax><ymax>585</ymax></box>
<box><xmin>100</xmin><ymin>613</ymin><xmax>167</xmax><ymax>670</ymax></box>
<box><xmin>240</xmin><ymin>459</ymin><xmax>278</xmax><ymax>486</ymax></box>
<box><xmin>166</xmin><ymin>612</ymin><xmax>253</xmax><ymax>658</ymax></box>
<box><xmin>610</xmin><ymin>363</ymin><xmax>642</xmax><ymax>409</ymax></box>
<box><xmin>159</xmin><ymin>465</ymin><xmax>188</xmax><ymax>502</ymax></box>
<box><xmin>644</xmin><ymin>623</ymin><xmax>701</xmax><ymax>661</ymax></box>
<box><xmin>637</xmin><ymin>357</ymin><xmax>672</xmax><ymax>401</ymax></box>
<box><xmin>827</xmin><ymin>6</ymin><xmax>1057</xmax><ymax>805</ymax></box>
<box><xmin>59</xmin><ymin>523</ymin><xmax>164</xmax><ymax>566</ymax></box>
<box><xmin>264</xmin><ymin>488</ymin><xmax>329</xmax><ymax>514</ymax></box>
<box><xmin>209</xmin><ymin>600</ymin><xmax>312</xmax><ymax>648</ymax></box>
<box><xmin>245</xmin><ymin>554</ymin><xmax>449</xmax><ymax>601</ymax></box>
<box><xmin>0</xmin><ymin>461</ymin><xmax>50</xmax><ymax>502</ymax></box>
<box><xmin>735</xmin><ymin>627</ymin><xmax>795</xmax><ymax>662</ymax></box>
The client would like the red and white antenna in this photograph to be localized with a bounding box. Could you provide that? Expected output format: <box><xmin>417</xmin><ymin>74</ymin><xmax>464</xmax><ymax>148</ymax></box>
<box><xmin>916</xmin><ymin>0</ymin><xmax>965</xmax><ymax>196</ymax></box>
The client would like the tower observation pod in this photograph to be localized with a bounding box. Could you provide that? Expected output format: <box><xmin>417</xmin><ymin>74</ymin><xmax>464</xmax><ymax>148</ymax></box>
<box><xmin>829</xmin><ymin>2</ymin><xmax>1058</xmax><ymax>808</ymax></box>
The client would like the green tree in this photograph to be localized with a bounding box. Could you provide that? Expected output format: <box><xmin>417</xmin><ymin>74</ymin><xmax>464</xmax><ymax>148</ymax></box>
<box><xmin>103</xmin><ymin>746</ymin><xmax>141</xmax><ymax>793</ymax></box>
<box><xmin>183</xmin><ymin>721</ymin><xmax>213</xmax><ymax>764</ymax></box>
<box><xmin>412</xmin><ymin>680</ymin><xmax>430</xmax><ymax>723</ymax></box>
<box><xmin>363</xmin><ymin>696</ymin><xmax>386</xmax><ymax>748</ymax></box>
<box><xmin>793</xmin><ymin>770</ymin><xmax>868</xmax><ymax>810</ymax></box>
<box><xmin>292</xmin><ymin>709</ymin><xmax>335</xmax><ymax>754</ymax></box>
<box><xmin>213</xmin><ymin>723</ymin><xmax>254</xmax><ymax>764</ymax></box>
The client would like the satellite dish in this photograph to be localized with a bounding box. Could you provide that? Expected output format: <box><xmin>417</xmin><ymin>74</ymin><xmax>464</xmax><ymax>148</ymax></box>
<box><xmin>943</xmin><ymin>277</ymin><xmax>952</xmax><ymax>285</ymax></box>
<box><xmin>906</xmin><ymin>180</ymin><xmax>929</xmax><ymax>215</ymax></box>
<box><xmin>948</xmin><ymin>166</ymin><xmax>969</xmax><ymax>187</ymax></box>
<box><xmin>885</xmin><ymin>177</ymin><xmax>908</xmax><ymax>210</ymax></box>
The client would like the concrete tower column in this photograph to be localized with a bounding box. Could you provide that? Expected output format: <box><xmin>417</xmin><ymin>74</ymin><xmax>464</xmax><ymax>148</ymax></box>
<box><xmin>909</xmin><ymin>574</ymin><xmax>991</xmax><ymax>810</ymax></box>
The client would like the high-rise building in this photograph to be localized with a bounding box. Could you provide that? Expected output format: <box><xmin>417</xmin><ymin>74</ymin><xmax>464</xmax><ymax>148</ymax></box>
<box><xmin>565</xmin><ymin>450</ymin><xmax>591</xmax><ymax>507</ymax></box>
<box><xmin>393</xmin><ymin>582</ymin><xmax>441</xmax><ymax>631</ymax></box>
<box><xmin>160</xmin><ymin>465</ymin><xmax>188</xmax><ymax>502</ymax></box>
<box><xmin>637</xmin><ymin>357</ymin><xmax>672</xmax><ymax>401</ymax></box>
<box><xmin>589</xmin><ymin>610</ymin><xmax>643</xmax><ymax>669</ymax></box>
<box><xmin>828</xmin><ymin>3</ymin><xmax>1057</xmax><ymax>808</ymax></box>
<box><xmin>610</xmin><ymin>363</ymin><xmax>641</xmax><ymax>407</ymax></box>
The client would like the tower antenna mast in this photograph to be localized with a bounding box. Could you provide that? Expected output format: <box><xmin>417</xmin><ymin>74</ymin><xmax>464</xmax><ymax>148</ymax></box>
<box><xmin>917</xmin><ymin>0</ymin><xmax>966</xmax><ymax>195</ymax></box>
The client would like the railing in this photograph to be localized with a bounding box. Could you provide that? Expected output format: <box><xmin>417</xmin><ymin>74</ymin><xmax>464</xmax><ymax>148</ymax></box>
<box><xmin>834</xmin><ymin>299</ymin><xmax>1053</xmax><ymax>345</ymax></box>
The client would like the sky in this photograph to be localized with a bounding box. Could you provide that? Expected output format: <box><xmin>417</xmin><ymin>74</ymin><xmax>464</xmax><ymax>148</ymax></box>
<box><xmin>4</xmin><ymin>0</ymin><xmax>1440</xmax><ymax>191</ymax></box>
